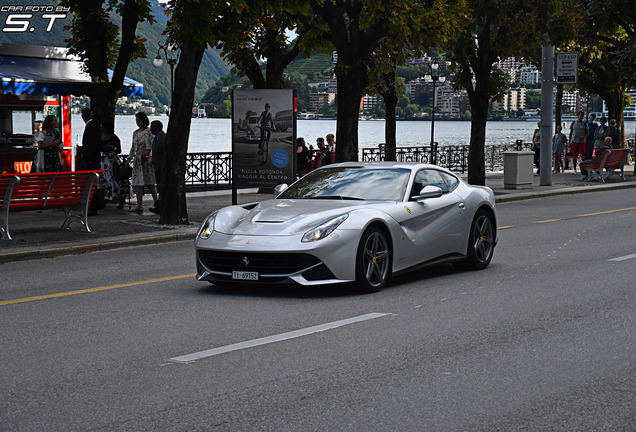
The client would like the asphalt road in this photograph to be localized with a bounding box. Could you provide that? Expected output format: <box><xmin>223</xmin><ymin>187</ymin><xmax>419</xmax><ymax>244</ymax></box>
<box><xmin>1</xmin><ymin>189</ymin><xmax>635</xmax><ymax>431</ymax></box>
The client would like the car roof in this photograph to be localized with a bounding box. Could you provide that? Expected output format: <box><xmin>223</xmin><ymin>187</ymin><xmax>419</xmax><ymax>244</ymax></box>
<box><xmin>324</xmin><ymin>161</ymin><xmax>454</xmax><ymax>173</ymax></box>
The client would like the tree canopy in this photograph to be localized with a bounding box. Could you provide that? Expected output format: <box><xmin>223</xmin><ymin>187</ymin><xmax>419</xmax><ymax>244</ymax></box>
<box><xmin>60</xmin><ymin>0</ymin><xmax>154</xmax><ymax>123</ymax></box>
<box><xmin>448</xmin><ymin>0</ymin><xmax>579</xmax><ymax>185</ymax></box>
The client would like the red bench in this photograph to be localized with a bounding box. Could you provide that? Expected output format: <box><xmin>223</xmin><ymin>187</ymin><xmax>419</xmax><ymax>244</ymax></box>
<box><xmin>0</xmin><ymin>171</ymin><xmax>100</xmax><ymax>240</ymax></box>
<box><xmin>580</xmin><ymin>148</ymin><xmax>630</xmax><ymax>182</ymax></box>
<box><xmin>308</xmin><ymin>151</ymin><xmax>336</xmax><ymax>172</ymax></box>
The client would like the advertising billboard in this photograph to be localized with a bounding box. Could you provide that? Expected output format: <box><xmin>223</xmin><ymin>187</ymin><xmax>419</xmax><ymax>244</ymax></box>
<box><xmin>232</xmin><ymin>89</ymin><xmax>296</xmax><ymax>188</ymax></box>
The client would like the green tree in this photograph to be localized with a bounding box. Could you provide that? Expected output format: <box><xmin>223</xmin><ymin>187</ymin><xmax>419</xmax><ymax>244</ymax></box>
<box><xmin>217</xmin><ymin>100</ymin><xmax>232</xmax><ymax>118</ymax></box>
<box><xmin>448</xmin><ymin>0</ymin><xmax>577</xmax><ymax>185</ymax></box>
<box><xmin>304</xmin><ymin>0</ymin><xmax>452</xmax><ymax>162</ymax></box>
<box><xmin>367</xmin><ymin>2</ymin><xmax>461</xmax><ymax>161</ymax></box>
<box><xmin>205</xmin><ymin>1</ymin><xmax>308</xmax><ymax>89</ymax></box>
<box><xmin>574</xmin><ymin>0</ymin><xmax>636</xmax><ymax>148</ymax></box>
<box><xmin>157</xmin><ymin>0</ymin><xmax>219</xmax><ymax>225</ymax></box>
<box><xmin>60</xmin><ymin>0</ymin><xmax>154</xmax><ymax>124</ymax></box>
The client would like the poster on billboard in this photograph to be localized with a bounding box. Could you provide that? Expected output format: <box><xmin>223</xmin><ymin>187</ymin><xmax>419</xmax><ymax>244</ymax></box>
<box><xmin>232</xmin><ymin>89</ymin><xmax>296</xmax><ymax>188</ymax></box>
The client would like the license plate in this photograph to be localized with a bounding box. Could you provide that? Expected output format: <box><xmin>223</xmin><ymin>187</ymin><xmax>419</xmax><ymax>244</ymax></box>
<box><xmin>232</xmin><ymin>271</ymin><xmax>258</xmax><ymax>281</ymax></box>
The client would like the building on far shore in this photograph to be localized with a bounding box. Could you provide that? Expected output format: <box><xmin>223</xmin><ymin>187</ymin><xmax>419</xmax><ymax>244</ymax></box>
<box><xmin>309</xmin><ymin>92</ymin><xmax>335</xmax><ymax>112</ymax></box>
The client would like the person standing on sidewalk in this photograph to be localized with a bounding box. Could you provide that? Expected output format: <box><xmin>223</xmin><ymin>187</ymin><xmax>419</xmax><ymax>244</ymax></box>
<box><xmin>585</xmin><ymin>113</ymin><xmax>597</xmax><ymax>160</ymax></box>
<box><xmin>593</xmin><ymin>116</ymin><xmax>609</xmax><ymax>157</ymax></box>
<box><xmin>552</xmin><ymin>125</ymin><xmax>567</xmax><ymax>173</ymax></box>
<box><xmin>607</xmin><ymin>118</ymin><xmax>621</xmax><ymax>149</ymax></box>
<box><xmin>149</xmin><ymin>120</ymin><xmax>166</xmax><ymax>214</ymax></box>
<box><xmin>568</xmin><ymin>111</ymin><xmax>588</xmax><ymax>175</ymax></box>
<box><xmin>127</xmin><ymin>112</ymin><xmax>158</xmax><ymax>213</ymax></box>
<box><xmin>326</xmin><ymin>133</ymin><xmax>336</xmax><ymax>153</ymax></box>
<box><xmin>531</xmin><ymin>121</ymin><xmax>541</xmax><ymax>175</ymax></box>
<box><xmin>81</xmin><ymin>107</ymin><xmax>105</xmax><ymax>216</ymax></box>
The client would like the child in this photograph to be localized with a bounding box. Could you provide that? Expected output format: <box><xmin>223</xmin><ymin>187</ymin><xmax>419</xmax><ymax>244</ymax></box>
<box><xmin>552</xmin><ymin>125</ymin><xmax>567</xmax><ymax>173</ymax></box>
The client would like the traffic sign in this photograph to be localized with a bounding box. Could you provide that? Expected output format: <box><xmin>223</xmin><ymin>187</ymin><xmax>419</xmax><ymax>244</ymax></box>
<box><xmin>556</xmin><ymin>52</ymin><xmax>578</xmax><ymax>84</ymax></box>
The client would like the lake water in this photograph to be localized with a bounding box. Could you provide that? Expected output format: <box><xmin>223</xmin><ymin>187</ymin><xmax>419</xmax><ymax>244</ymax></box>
<box><xmin>69</xmin><ymin>114</ymin><xmax>636</xmax><ymax>153</ymax></box>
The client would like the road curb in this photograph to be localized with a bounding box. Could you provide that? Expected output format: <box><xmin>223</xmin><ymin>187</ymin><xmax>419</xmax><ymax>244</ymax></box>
<box><xmin>0</xmin><ymin>230</ymin><xmax>197</xmax><ymax>264</ymax></box>
<box><xmin>494</xmin><ymin>181</ymin><xmax>636</xmax><ymax>203</ymax></box>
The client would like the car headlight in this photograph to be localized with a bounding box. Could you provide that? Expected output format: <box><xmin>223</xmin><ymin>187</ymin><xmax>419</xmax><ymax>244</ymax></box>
<box><xmin>302</xmin><ymin>214</ymin><xmax>348</xmax><ymax>243</ymax></box>
<box><xmin>197</xmin><ymin>213</ymin><xmax>217</xmax><ymax>239</ymax></box>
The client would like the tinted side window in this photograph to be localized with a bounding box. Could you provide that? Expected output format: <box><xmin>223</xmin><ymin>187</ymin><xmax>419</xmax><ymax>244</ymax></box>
<box><xmin>411</xmin><ymin>169</ymin><xmax>449</xmax><ymax>198</ymax></box>
<box><xmin>439</xmin><ymin>171</ymin><xmax>459</xmax><ymax>191</ymax></box>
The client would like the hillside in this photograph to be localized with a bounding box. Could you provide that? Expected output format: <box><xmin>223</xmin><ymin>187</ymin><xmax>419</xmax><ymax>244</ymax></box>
<box><xmin>286</xmin><ymin>52</ymin><xmax>334</xmax><ymax>78</ymax></box>
<box><xmin>0</xmin><ymin>0</ymin><xmax>230</xmax><ymax>106</ymax></box>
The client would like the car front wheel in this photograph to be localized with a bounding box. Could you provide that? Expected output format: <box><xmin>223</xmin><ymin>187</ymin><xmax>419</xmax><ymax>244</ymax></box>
<box><xmin>465</xmin><ymin>209</ymin><xmax>495</xmax><ymax>270</ymax></box>
<box><xmin>356</xmin><ymin>226</ymin><xmax>391</xmax><ymax>293</ymax></box>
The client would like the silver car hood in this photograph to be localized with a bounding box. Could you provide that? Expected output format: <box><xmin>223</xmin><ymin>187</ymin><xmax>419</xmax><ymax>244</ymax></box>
<box><xmin>214</xmin><ymin>199</ymin><xmax>393</xmax><ymax>236</ymax></box>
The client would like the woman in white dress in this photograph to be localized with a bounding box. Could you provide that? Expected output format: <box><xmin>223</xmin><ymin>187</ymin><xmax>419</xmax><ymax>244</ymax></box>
<box><xmin>127</xmin><ymin>112</ymin><xmax>158</xmax><ymax>212</ymax></box>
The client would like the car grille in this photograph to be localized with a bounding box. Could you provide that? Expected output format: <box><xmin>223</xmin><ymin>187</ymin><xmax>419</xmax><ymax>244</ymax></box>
<box><xmin>198</xmin><ymin>250</ymin><xmax>321</xmax><ymax>275</ymax></box>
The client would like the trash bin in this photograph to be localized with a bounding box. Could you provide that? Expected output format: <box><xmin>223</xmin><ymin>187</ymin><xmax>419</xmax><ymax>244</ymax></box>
<box><xmin>503</xmin><ymin>151</ymin><xmax>533</xmax><ymax>189</ymax></box>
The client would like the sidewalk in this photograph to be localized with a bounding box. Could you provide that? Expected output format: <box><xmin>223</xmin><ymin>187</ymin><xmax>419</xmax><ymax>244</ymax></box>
<box><xmin>1</xmin><ymin>166</ymin><xmax>635</xmax><ymax>264</ymax></box>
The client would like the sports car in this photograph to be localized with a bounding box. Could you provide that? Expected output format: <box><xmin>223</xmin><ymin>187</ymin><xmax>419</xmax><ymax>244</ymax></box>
<box><xmin>195</xmin><ymin>162</ymin><xmax>497</xmax><ymax>292</ymax></box>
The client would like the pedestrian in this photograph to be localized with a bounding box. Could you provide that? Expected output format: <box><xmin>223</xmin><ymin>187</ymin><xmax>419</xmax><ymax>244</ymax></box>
<box><xmin>552</xmin><ymin>125</ymin><xmax>567</xmax><ymax>173</ymax></box>
<box><xmin>80</xmin><ymin>107</ymin><xmax>101</xmax><ymax>171</ymax></box>
<box><xmin>149</xmin><ymin>120</ymin><xmax>166</xmax><ymax>214</ymax></box>
<box><xmin>607</xmin><ymin>118</ymin><xmax>621</xmax><ymax>149</ymax></box>
<box><xmin>127</xmin><ymin>112</ymin><xmax>158</xmax><ymax>213</ymax></box>
<box><xmin>32</xmin><ymin>114</ymin><xmax>63</xmax><ymax>173</ymax></box>
<box><xmin>81</xmin><ymin>107</ymin><xmax>105</xmax><ymax>216</ymax></box>
<box><xmin>568</xmin><ymin>111</ymin><xmax>588</xmax><ymax>174</ymax></box>
<box><xmin>314</xmin><ymin>136</ymin><xmax>332</xmax><ymax>167</ymax></box>
<box><xmin>531</xmin><ymin>121</ymin><xmax>541</xmax><ymax>175</ymax></box>
<box><xmin>593</xmin><ymin>116</ymin><xmax>609</xmax><ymax>157</ymax></box>
<box><xmin>326</xmin><ymin>133</ymin><xmax>336</xmax><ymax>153</ymax></box>
<box><xmin>296</xmin><ymin>137</ymin><xmax>311</xmax><ymax>176</ymax></box>
<box><xmin>585</xmin><ymin>113</ymin><xmax>597</xmax><ymax>160</ymax></box>
<box><xmin>98</xmin><ymin>119</ymin><xmax>132</xmax><ymax>209</ymax></box>
<box><xmin>579</xmin><ymin>136</ymin><xmax>613</xmax><ymax>177</ymax></box>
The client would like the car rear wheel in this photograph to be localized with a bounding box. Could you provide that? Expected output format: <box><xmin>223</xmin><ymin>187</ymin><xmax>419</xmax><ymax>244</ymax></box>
<box><xmin>356</xmin><ymin>226</ymin><xmax>391</xmax><ymax>293</ymax></box>
<box><xmin>465</xmin><ymin>209</ymin><xmax>495</xmax><ymax>270</ymax></box>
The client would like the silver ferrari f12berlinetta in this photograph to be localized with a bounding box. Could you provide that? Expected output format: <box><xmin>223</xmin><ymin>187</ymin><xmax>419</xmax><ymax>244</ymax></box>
<box><xmin>195</xmin><ymin>162</ymin><xmax>497</xmax><ymax>292</ymax></box>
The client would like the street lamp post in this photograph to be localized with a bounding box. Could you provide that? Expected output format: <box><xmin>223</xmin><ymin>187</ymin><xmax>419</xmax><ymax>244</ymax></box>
<box><xmin>153</xmin><ymin>41</ymin><xmax>177</xmax><ymax>114</ymax></box>
<box><xmin>424</xmin><ymin>58</ymin><xmax>446</xmax><ymax>153</ymax></box>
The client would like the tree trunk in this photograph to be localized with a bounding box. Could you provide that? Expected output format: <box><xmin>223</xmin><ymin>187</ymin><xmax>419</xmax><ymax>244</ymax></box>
<box><xmin>334</xmin><ymin>64</ymin><xmax>367</xmax><ymax>162</ymax></box>
<box><xmin>605</xmin><ymin>88</ymin><xmax>626</xmax><ymax>148</ymax></box>
<box><xmin>467</xmin><ymin>95</ymin><xmax>489</xmax><ymax>185</ymax></box>
<box><xmin>158</xmin><ymin>42</ymin><xmax>206</xmax><ymax>225</ymax></box>
<box><xmin>90</xmin><ymin>82</ymin><xmax>118</xmax><ymax>126</ymax></box>
<box><xmin>382</xmin><ymin>92</ymin><xmax>398</xmax><ymax>161</ymax></box>
<box><xmin>555</xmin><ymin>84</ymin><xmax>563</xmax><ymax>131</ymax></box>
<box><xmin>466</xmin><ymin>53</ymin><xmax>491</xmax><ymax>186</ymax></box>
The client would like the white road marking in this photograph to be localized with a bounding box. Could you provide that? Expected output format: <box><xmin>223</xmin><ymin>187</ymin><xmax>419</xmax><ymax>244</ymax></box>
<box><xmin>609</xmin><ymin>253</ymin><xmax>636</xmax><ymax>262</ymax></box>
<box><xmin>168</xmin><ymin>312</ymin><xmax>392</xmax><ymax>364</ymax></box>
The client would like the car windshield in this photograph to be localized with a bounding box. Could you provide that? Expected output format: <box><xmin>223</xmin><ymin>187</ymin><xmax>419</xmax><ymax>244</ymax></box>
<box><xmin>278</xmin><ymin>167</ymin><xmax>411</xmax><ymax>201</ymax></box>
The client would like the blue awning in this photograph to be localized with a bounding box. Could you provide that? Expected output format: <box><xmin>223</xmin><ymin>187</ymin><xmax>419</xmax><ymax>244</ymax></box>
<box><xmin>0</xmin><ymin>43</ymin><xmax>143</xmax><ymax>98</ymax></box>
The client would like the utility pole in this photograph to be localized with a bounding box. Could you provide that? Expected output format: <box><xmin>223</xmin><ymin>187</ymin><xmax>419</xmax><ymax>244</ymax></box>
<box><xmin>540</xmin><ymin>41</ymin><xmax>554</xmax><ymax>186</ymax></box>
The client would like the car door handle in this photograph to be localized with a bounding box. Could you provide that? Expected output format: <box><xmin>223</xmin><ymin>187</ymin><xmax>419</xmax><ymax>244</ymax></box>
<box><xmin>458</xmin><ymin>203</ymin><xmax>465</xmax><ymax>209</ymax></box>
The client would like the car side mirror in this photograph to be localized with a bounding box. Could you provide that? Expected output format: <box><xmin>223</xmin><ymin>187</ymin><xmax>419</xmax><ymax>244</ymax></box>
<box><xmin>413</xmin><ymin>185</ymin><xmax>443</xmax><ymax>201</ymax></box>
<box><xmin>274</xmin><ymin>183</ymin><xmax>289</xmax><ymax>195</ymax></box>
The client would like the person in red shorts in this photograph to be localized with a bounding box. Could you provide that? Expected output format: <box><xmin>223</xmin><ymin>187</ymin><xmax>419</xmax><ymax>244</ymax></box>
<box><xmin>568</xmin><ymin>111</ymin><xmax>588</xmax><ymax>175</ymax></box>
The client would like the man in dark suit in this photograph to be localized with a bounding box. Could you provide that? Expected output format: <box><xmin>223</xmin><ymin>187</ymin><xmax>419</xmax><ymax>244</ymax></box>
<box><xmin>149</xmin><ymin>120</ymin><xmax>167</xmax><ymax>214</ymax></box>
<box><xmin>81</xmin><ymin>108</ymin><xmax>101</xmax><ymax>170</ymax></box>
<box><xmin>81</xmin><ymin>108</ymin><xmax>103</xmax><ymax>215</ymax></box>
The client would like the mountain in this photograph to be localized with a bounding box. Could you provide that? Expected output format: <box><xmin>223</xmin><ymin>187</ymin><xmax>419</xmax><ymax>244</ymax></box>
<box><xmin>0</xmin><ymin>0</ymin><xmax>230</xmax><ymax>107</ymax></box>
